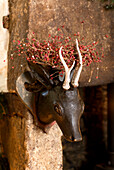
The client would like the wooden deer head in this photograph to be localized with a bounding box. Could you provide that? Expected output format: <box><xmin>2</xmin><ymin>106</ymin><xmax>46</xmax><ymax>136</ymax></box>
<box><xmin>16</xmin><ymin>39</ymin><xmax>84</xmax><ymax>142</ymax></box>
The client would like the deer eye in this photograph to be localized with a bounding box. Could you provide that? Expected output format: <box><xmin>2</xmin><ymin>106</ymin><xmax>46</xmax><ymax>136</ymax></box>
<box><xmin>54</xmin><ymin>104</ymin><xmax>63</xmax><ymax>116</ymax></box>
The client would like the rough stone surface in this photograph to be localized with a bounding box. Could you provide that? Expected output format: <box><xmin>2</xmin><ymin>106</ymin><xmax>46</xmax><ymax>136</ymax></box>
<box><xmin>25</xmin><ymin>112</ymin><xmax>62</xmax><ymax>170</ymax></box>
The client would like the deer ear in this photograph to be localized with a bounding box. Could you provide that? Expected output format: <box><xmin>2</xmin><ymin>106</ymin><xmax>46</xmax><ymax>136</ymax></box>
<box><xmin>16</xmin><ymin>71</ymin><xmax>37</xmax><ymax>113</ymax></box>
<box><xmin>24</xmin><ymin>81</ymin><xmax>43</xmax><ymax>92</ymax></box>
<box><xmin>27</xmin><ymin>61</ymin><xmax>53</xmax><ymax>89</ymax></box>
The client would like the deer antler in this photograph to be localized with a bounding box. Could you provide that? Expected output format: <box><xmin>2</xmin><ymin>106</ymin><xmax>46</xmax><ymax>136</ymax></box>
<box><xmin>59</xmin><ymin>47</ymin><xmax>75</xmax><ymax>90</ymax></box>
<box><xmin>71</xmin><ymin>39</ymin><xmax>83</xmax><ymax>87</ymax></box>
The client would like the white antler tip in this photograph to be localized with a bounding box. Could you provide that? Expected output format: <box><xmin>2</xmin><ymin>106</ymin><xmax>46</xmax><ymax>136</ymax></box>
<box><xmin>59</xmin><ymin>46</ymin><xmax>63</xmax><ymax>52</ymax></box>
<box><xmin>76</xmin><ymin>39</ymin><xmax>78</xmax><ymax>44</ymax></box>
<box><xmin>72</xmin><ymin>82</ymin><xmax>79</xmax><ymax>87</ymax></box>
<box><xmin>71</xmin><ymin>39</ymin><xmax>83</xmax><ymax>88</ymax></box>
<box><xmin>63</xmin><ymin>84</ymin><xmax>70</xmax><ymax>90</ymax></box>
<box><xmin>59</xmin><ymin>46</ymin><xmax>75</xmax><ymax>90</ymax></box>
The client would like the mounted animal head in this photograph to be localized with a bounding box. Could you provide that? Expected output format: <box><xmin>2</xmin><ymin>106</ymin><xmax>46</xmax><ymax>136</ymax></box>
<box><xmin>16</xmin><ymin>39</ymin><xmax>84</xmax><ymax>142</ymax></box>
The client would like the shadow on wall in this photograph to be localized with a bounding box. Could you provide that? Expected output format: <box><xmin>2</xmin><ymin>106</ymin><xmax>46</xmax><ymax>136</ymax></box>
<box><xmin>62</xmin><ymin>85</ymin><xmax>107</xmax><ymax>170</ymax></box>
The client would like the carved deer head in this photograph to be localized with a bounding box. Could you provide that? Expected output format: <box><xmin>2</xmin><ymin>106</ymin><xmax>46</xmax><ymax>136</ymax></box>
<box><xmin>16</xmin><ymin>39</ymin><xmax>84</xmax><ymax>142</ymax></box>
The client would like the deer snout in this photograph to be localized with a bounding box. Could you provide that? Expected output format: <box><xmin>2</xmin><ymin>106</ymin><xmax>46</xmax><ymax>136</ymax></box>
<box><xmin>64</xmin><ymin>130</ymin><xmax>82</xmax><ymax>142</ymax></box>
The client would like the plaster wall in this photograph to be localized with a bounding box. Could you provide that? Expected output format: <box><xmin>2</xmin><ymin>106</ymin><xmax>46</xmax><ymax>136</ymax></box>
<box><xmin>0</xmin><ymin>0</ymin><xmax>9</xmax><ymax>92</ymax></box>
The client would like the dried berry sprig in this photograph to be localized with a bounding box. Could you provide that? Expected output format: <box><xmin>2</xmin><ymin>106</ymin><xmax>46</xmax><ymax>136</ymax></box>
<box><xmin>12</xmin><ymin>27</ymin><xmax>105</xmax><ymax>71</ymax></box>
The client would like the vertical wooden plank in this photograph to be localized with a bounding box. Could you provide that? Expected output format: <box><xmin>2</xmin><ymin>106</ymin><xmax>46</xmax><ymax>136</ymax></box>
<box><xmin>8</xmin><ymin>0</ymin><xmax>29</xmax><ymax>91</ymax></box>
<box><xmin>107</xmin><ymin>83</ymin><xmax>114</xmax><ymax>167</ymax></box>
